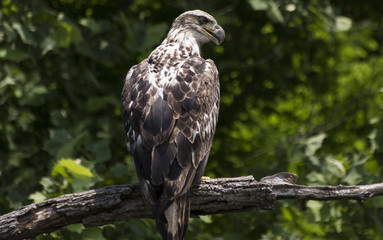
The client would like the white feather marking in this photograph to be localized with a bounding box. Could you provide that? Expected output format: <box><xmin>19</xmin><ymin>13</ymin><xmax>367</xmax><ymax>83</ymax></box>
<box><xmin>145</xmin><ymin>60</ymin><xmax>165</xmax><ymax>99</ymax></box>
<box><xmin>164</xmin><ymin>203</ymin><xmax>178</xmax><ymax>238</ymax></box>
<box><xmin>136</xmin><ymin>134</ymin><xmax>142</xmax><ymax>146</ymax></box>
<box><xmin>191</xmin><ymin>122</ymin><xmax>200</xmax><ymax>142</ymax></box>
<box><xmin>192</xmin><ymin>131</ymin><xmax>198</xmax><ymax>142</ymax></box>
<box><xmin>148</xmin><ymin>67</ymin><xmax>156</xmax><ymax>85</ymax></box>
<box><xmin>141</xmin><ymin>180</ymin><xmax>155</xmax><ymax>205</ymax></box>
<box><xmin>126</xmin><ymin>68</ymin><xmax>134</xmax><ymax>79</ymax></box>
<box><xmin>206</xmin><ymin>122</ymin><xmax>211</xmax><ymax>134</ymax></box>
<box><xmin>191</xmin><ymin>151</ymin><xmax>196</xmax><ymax>166</ymax></box>
<box><xmin>132</xmin><ymin>130</ymin><xmax>135</xmax><ymax>140</ymax></box>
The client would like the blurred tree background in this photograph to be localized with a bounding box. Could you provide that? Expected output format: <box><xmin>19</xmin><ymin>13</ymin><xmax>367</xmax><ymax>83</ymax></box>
<box><xmin>1</xmin><ymin>0</ymin><xmax>383</xmax><ymax>239</ymax></box>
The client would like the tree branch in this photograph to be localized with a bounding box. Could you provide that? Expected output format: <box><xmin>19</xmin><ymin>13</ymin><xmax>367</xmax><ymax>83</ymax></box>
<box><xmin>1</xmin><ymin>173</ymin><xmax>383</xmax><ymax>240</ymax></box>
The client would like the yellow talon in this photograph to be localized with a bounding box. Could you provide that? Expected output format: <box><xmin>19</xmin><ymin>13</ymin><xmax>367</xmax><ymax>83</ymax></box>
<box><xmin>200</xmin><ymin>176</ymin><xmax>210</xmax><ymax>180</ymax></box>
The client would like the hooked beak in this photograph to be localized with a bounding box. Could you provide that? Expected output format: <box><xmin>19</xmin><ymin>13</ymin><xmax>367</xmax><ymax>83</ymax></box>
<box><xmin>201</xmin><ymin>24</ymin><xmax>225</xmax><ymax>45</ymax></box>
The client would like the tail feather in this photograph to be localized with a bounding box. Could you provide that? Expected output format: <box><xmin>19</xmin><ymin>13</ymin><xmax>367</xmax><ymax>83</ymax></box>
<box><xmin>155</xmin><ymin>192</ymin><xmax>190</xmax><ymax>240</ymax></box>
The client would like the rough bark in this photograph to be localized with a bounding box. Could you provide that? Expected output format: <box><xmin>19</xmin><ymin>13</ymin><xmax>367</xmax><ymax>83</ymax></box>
<box><xmin>1</xmin><ymin>173</ymin><xmax>383</xmax><ymax>240</ymax></box>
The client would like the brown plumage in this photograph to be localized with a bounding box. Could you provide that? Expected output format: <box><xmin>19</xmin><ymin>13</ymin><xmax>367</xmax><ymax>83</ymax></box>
<box><xmin>121</xmin><ymin>10</ymin><xmax>224</xmax><ymax>240</ymax></box>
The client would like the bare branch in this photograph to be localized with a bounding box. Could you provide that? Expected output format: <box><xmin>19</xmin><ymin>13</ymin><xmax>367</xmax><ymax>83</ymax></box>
<box><xmin>1</xmin><ymin>173</ymin><xmax>383</xmax><ymax>240</ymax></box>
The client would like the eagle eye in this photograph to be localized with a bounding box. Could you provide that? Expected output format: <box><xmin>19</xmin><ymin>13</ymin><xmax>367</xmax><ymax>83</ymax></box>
<box><xmin>198</xmin><ymin>16</ymin><xmax>209</xmax><ymax>25</ymax></box>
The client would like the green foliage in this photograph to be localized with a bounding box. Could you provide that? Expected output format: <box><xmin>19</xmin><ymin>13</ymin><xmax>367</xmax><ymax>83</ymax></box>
<box><xmin>1</xmin><ymin>0</ymin><xmax>383</xmax><ymax>239</ymax></box>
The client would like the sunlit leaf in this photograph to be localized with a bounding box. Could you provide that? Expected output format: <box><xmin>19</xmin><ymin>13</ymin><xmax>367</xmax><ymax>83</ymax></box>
<box><xmin>40</xmin><ymin>177</ymin><xmax>56</xmax><ymax>192</ymax></box>
<box><xmin>56</xmin><ymin>158</ymin><xmax>94</xmax><ymax>178</ymax></box>
<box><xmin>307</xmin><ymin>200</ymin><xmax>323</xmax><ymax>221</ymax></box>
<box><xmin>12</xmin><ymin>22</ymin><xmax>36</xmax><ymax>46</ymax></box>
<box><xmin>304</xmin><ymin>133</ymin><xmax>327</xmax><ymax>156</ymax></box>
<box><xmin>248</xmin><ymin>0</ymin><xmax>284</xmax><ymax>23</ymax></box>
<box><xmin>248</xmin><ymin>0</ymin><xmax>268</xmax><ymax>10</ymax></box>
<box><xmin>335</xmin><ymin>16</ymin><xmax>352</xmax><ymax>32</ymax></box>
<box><xmin>199</xmin><ymin>215</ymin><xmax>213</xmax><ymax>224</ymax></box>
<box><xmin>65</xmin><ymin>224</ymin><xmax>85</xmax><ymax>234</ymax></box>
<box><xmin>71</xmin><ymin>177</ymin><xmax>95</xmax><ymax>192</ymax></box>
<box><xmin>52</xmin><ymin>21</ymin><xmax>83</xmax><ymax>48</ymax></box>
<box><xmin>266</xmin><ymin>1</ymin><xmax>284</xmax><ymax>23</ymax></box>
<box><xmin>343</xmin><ymin>168</ymin><xmax>362</xmax><ymax>185</ymax></box>
<box><xmin>29</xmin><ymin>192</ymin><xmax>47</xmax><ymax>203</ymax></box>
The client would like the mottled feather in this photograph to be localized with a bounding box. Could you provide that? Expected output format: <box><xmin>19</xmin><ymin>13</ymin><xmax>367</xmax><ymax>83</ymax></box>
<box><xmin>121</xmin><ymin>9</ymin><xmax>224</xmax><ymax>240</ymax></box>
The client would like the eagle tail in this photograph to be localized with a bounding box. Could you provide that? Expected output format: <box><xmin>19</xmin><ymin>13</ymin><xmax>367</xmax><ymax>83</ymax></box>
<box><xmin>155</xmin><ymin>192</ymin><xmax>190</xmax><ymax>240</ymax></box>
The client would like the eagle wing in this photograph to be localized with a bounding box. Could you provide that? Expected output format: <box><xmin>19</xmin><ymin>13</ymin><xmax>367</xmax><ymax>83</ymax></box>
<box><xmin>121</xmin><ymin>56</ymin><xmax>219</xmax><ymax>239</ymax></box>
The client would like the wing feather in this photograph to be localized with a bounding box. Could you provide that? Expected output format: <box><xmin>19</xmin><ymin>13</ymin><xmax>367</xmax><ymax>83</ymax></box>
<box><xmin>121</xmin><ymin>54</ymin><xmax>219</xmax><ymax>211</ymax></box>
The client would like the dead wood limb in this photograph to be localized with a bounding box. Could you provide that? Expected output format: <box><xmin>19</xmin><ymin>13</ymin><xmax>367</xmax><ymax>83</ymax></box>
<box><xmin>1</xmin><ymin>173</ymin><xmax>383</xmax><ymax>240</ymax></box>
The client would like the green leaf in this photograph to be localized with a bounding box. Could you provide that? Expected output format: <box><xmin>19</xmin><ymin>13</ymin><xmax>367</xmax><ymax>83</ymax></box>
<box><xmin>0</xmin><ymin>47</ymin><xmax>29</xmax><ymax>62</ymax></box>
<box><xmin>55</xmin><ymin>158</ymin><xmax>94</xmax><ymax>178</ymax></box>
<box><xmin>223</xmin><ymin>232</ymin><xmax>247</xmax><ymax>240</ymax></box>
<box><xmin>41</xmin><ymin>37</ymin><xmax>56</xmax><ymax>55</ymax></box>
<box><xmin>44</xmin><ymin>129</ymin><xmax>72</xmax><ymax>157</ymax></box>
<box><xmin>248</xmin><ymin>0</ymin><xmax>284</xmax><ymax>23</ymax></box>
<box><xmin>267</xmin><ymin>1</ymin><xmax>284</xmax><ymax>23</ymax></box>
<box><xmin>44</xmin><ymin>129</ymin><xmax>89</xmax><ymax>159</ymax></box>
<box><xmin>20</xmin><ymin>84</ymin><xmax>48</xmax><ymax>106</ymax></box>
<box><xmin>304</xmin><ymin>133</ymin><xmax>327</xmax><ymax>156</ymax></box>
<box><xmin>65</xmin><ymin>224</ymin><xmax>85</xmax><ymax>234</ymax></box>
<box><xmin>248</xmin><ymin>0</ymin><xmax>268</xmax><ymax>10</ymax></box>
<box><xmin>0</xmin><ymin>76</ymin><xmax>16</xmax><ymax>88</ymax></box>
<box><xmin>368</xmin><ymin>196</ymin><xmax>383</xmax><ymax>208</ymax></box>
<box><xmin>12</xmin><ymin>22</ymin><xmax>36</xmax><ymax>46</ymax></box>
<box><xmin>374</xmin><ymin>124</ymin><xmax>383</xmax><ymax>153</ymax></box>
<box><xmin>52</xmin><ymin>21</ymin><xmax>83</xmax><ymax>48</ymax></box>
<box><xmin>52</xmin><ymin>163</ymin><xmax>71</xmax><ymax>180</ymax></box>
<box><xmin>71</xmin><ymin>177</ymin><xmax>95</xmax><ymax>192</ymax></box>
<box><xmin>325</xmin><ymin>156</ymin><xmax>346</xmax><ymax>178</ymax></box>
<box><xmin>335</xmin><ymin>16</ymin><xmax>352</xmax><ymax>32</ymax></box>
<box><xmin>306</xmin><ymin>171</ymin><xmax>326</xmax><ymax>184</ymax></box>
<box><xmin>86</xmin><ymin>139</ymin><xmax>111</xmax><ymax>163</ymax></box>
<box><xmin>82</xmin><ymin>228</ymin><xmax>105</xmax><ymax>240</ymax></box>
<box><xmin>110</xmin><ymin>162</ymin><xmax>128</xmax><ymax>178</ymax></box>
<box><xmin>199</xmin><ymin>215</ymin><xmax>213</xmax><ymax>224</ymax></box>
<box><xmin>29</xmin><ymin>192</ymin><xmax>47</xmax><ymax>203</ymax></box>
<box><xmin>57</xmin><ymin>131</ymin><xmax>88</xmax><ymax>159</ymax></box>
<box><xmin>307</xmin><ymin>200</ymin><xmax>323</xmax><ymax>221</ymax></box>
<box><xmin>79</xmin><ymin>18</ymin><xmax>110</xmax><ymax>35</ymax></box>
<box><xmin>343</xmin><ymin>168</ymin><xmax>362</xmax><ymax>185</ymax></box>
<box><xmin>6</xmin><ymin>187</ymin><xmax>26</xmax><ymax>209</ymax></box>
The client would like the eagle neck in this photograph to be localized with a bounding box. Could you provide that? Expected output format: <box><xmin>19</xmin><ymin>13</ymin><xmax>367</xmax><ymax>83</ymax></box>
<box><xmin>146</xmin><ymin>28</ymin><xmax>202</xmax><ymax>88</ymax></box>
<box><xmin>163</xmin><ymin>28</ymin><xmax>201</xmax><ymax>58</ymax></box>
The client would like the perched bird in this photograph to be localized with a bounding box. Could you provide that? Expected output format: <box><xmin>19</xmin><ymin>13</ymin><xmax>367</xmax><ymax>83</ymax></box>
<box><xmin>121</xmin><ymin>10</ymin><xmax>224</xmax><ymax>240</ymax></box>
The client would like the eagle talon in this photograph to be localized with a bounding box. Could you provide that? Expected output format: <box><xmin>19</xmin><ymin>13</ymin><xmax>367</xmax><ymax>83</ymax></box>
<box><xmin>200</xmin><ymin>176</ymin><xmax>210</xmax><ymax>180</ymax></box>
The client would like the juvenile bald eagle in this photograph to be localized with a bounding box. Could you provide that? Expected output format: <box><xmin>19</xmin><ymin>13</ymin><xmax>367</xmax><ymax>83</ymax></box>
<box><xmin>121</xmin><ymin>10</ymin><xmax>224</xmax><ymax>239</ymax></box>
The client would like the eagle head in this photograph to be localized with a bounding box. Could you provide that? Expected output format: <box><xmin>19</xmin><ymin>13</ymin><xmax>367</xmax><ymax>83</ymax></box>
<box><xmin>170</xmin><ymin>10</ymin><xmax>225</xmax><ymax>45</ymax></box>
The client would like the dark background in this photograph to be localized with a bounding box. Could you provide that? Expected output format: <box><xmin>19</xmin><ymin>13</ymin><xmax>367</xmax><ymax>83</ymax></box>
<box><xmin>1</xmin><ymin>0</ymin><xmax>383</xmax><ymax>239</ymax></box>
